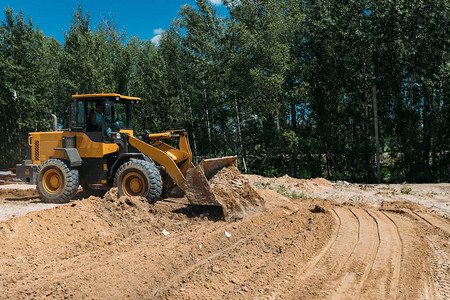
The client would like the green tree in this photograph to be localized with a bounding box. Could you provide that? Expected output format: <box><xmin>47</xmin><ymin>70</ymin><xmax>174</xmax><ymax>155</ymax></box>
<box><xmin>61</xmin><ymin>6</ymin><xmax>128</xmax><ymax>94</ymax></box>
<box><xmin>0</xmin><ymin>8</ymin><xmax>59</xmax><ymax>167</ymax></box>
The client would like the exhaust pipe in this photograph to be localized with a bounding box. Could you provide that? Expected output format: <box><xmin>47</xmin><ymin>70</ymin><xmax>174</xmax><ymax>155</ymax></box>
<box><xmin>51</xmin><ymin>114</ymin><xmax>57</xmax><ymax>131</ymax></box>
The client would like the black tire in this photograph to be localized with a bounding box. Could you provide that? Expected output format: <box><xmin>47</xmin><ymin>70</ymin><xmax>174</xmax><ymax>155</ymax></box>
<box><xmin>115</xmin><ymin>159</ymin><xmax>162</xmax><ymax>203</ymax></box>
<box><xmin>36</xmin><ymin>159</ymin><xmax>79</xmax><ymax>203</ymax></box>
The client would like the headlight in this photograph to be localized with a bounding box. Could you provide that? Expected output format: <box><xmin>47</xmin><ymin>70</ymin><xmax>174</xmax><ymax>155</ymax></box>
<box><xmin>116</xmin><ymin>133</ymin><xmax>121</xmax><ymax>139</ymax></box>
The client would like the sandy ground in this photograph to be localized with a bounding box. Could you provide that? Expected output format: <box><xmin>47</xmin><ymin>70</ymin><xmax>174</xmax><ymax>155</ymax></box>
<box><xmin>0</xmin><ymin>176</ymin><xmax>449</xmax><ymax>299</ymax></box>
<box><xmin>0</xmin><ymin>185</ymin><xmax>59</xmax><ymax>222</ymax></box>
<box><xmin>245</xmin><ymin>175</ymin><xmax>450</xmax><ymax>218</ymax></box>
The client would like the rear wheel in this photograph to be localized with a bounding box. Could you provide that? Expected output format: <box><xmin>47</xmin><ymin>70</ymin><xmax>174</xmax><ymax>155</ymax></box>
<box><xmin>115</xmin><ymin>159</ymin><xmax>162</xmax><ymax>203</ymax></box>
<box><xmin>37</xmin><ymin>159</ymin><xmax>79</xmax><ymax>203</ymax></box>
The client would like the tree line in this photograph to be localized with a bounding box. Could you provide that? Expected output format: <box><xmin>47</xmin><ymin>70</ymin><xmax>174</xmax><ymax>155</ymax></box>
<box><xmin>0</xmin><ymin>0</ymin><xmax>448</xmax><ymax>183</ymax></box>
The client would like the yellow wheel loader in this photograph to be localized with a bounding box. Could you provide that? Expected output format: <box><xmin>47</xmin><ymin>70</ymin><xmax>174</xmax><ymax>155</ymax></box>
<box><xmin>15</xmin><ymin>93</ymin><xmax>236</xmax><ymax>209</ymax></box>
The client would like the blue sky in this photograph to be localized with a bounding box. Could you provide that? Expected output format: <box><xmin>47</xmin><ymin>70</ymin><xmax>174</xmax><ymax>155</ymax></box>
<box><xmin>1</xmin><ymin>0</ymin><xmax>228</xmax><ymax>44</ymax></box>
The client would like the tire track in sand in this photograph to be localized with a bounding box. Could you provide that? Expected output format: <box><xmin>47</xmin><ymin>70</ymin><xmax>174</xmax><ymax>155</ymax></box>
<box><xmin>358</xmin><ymin>210</ymin><xmax>402</xmax><ymax>299</ymax></box>
<box><xmin>412</xmin><ymin>210</ymin><xmax>450</xmax><ymax>235</ymax></box>
<box><xmin>154</xmin><ymin>204</ymin><xmax>435</xmax><ymax>299</ymax></box>
<box><xmin>381</xmin><ymin>211</ymin><xmax>403</xmax><ymax>299</ymax></box>
<box><xmin>269</xmin><ymin>207</ymin><xmax>360</xmax><ymax>299</ymax></box>
<box><xmin>329</xmin><ymin>208</ymin><xmax>380</xmax><ymax>300</ymax></box>
<box><xmin>294</xmin><ymin>207</ymin><xmax>343</xmax><ymax>282</ymax></box>
<box><xmin>262</xmin><ymin>207</ymin><xmax>405</xmax><ymax>300</ymax></box>
<box><xmin>259</xmin><ymin>207</ymin><xmax>343</xmax><ymax>299</ymax></box>
<box><xmin>407</xmin><ymin>210</ymin><xmax>450</xmax><ymax>300</ymax></box>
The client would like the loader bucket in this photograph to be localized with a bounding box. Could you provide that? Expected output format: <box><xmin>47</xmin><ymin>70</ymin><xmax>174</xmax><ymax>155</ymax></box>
<box><xmin>184</xmin><ymin>156</ymin><xmax>237</xmax><ymax>207</ymax></box>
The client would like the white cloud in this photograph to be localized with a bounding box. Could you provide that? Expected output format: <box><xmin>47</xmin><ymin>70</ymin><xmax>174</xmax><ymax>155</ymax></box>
<box><xmin>151</xmin><ymin>34</ymin><xmax>162</xmax><ymax>46</ymax></box>
<box><xmin>153</xmin><ymin>28</ymin><xmax>164</xmax><ymax>35</ymax></box>
<box><xmin>210</xmin><ymin>0</ymin><xmax>223</xmax><ymax>5</ymax></box>
<box><xmin>151</xmin><ymin>28</ymin><xmax>164</xmax><ymax>46</ymax></box>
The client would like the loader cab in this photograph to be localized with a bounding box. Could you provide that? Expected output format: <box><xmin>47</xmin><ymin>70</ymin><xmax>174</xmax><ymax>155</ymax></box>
<box><xmin>69</xmin><ymin>93</ymin><xmax>140</xmax><ymax>142</ymax></box>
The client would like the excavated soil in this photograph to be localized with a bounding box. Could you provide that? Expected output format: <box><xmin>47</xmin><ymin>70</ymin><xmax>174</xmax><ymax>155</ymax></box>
<box><xmin>209</xmin><ymin>166</ymin><xmax>265</xmax><ymax>220</ymax></box>
<box><xmin>0</xmin><ymin>176</ymin><xmax>449</xmax><ymax>299</ymax></box>
<box><xmin>245</xmin><ymin>174</ymin><xmax>450</xmax><ymax>218</ymax></box>
<box><xmin>0</xmin><ymin>187</ymin><xmax>39</xmax><ymax>200</ymax></box>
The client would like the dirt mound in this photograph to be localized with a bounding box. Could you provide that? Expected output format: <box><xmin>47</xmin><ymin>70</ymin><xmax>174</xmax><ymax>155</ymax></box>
<box><xmin>0</xmin><ymin>176</ymin><xmax>448</xmax><ymax>299</ymax></box>
<box><xmin>0</xmin><ymin>189</ymin><xmax>156</xmax><ymax>259</ymax></box>
<box><xmin>209</xmin><ymin>166</ymin><xmax>265</xmax><ymax>221</ymax></box>
<box><xmin>277</xmin><ymin>175</ymin><xmax>332</xmax><ymax>191</ymax></box>
<box><xmin>244</xmin><ymin>174</ymin><xmax>333</xmax><ymax>198</ymax></box>
<box><xmin>0</xmin><ymin>188</ymin><xmax>39</xmax><ymax>201</ymax></box>
<box><xmin>380</xmin><ymin>200</ymin><xmax>428</xmax><ymax>212</ymax></box>
<box><xmin>0</xmin><ymin>183</ymin><xmax>334</xmax><ymax>299</ymax></box>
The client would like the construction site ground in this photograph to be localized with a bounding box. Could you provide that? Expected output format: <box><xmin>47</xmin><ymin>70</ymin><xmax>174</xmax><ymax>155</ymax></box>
<box><xmin>0</xmin><ymin>175</ymin><xmax>449</xmax><ymax>299</ymax></box>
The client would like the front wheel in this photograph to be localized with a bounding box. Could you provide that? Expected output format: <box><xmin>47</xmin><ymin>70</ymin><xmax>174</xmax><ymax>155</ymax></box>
<box><xmin>37</xmin><ymin>159</ymin><xmax>79</xmax><ymax>203</ymax></box>
<box><xmin>115</xmin><ymin>160</ymin><xmax>162</xmax><ymax>203</ymax></box>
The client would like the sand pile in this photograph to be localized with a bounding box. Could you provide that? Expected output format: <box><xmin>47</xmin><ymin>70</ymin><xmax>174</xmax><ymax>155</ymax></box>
<box><xmin>0</xmin><ymin>182</ymin><xmax>338</xmax><ymax>299</ymax></box>
<box><xmin>278</xmin><ymin>175</ymin><xmax>332</xmax><ymax>192</ymax></box>
<box><xmin>244</xmin><ymin>174</ymin><xmax>333</xmax><ymax>196</ymax></box>
<box><xmin>209</xmin><ymin>166</ymin><xmax>265</xmax><ymax>221</ymax></box>
<box><xmin>0</xmin><ymin>175</ymin><xmax>447</xmax><ymax>299</ymax></box>
<box><xmin>0</xmin><ymin>188</ymin><xmax>39</xmax><ymax>201</ymax></box>
<box><xmin>0</xmin><ymin>188</ymin><xmax>183</xmax><ymax>261</ymax></box>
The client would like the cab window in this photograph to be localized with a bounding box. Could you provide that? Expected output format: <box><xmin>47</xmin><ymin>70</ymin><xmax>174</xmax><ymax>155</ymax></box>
<box><xmin>70</xmin><ymin>101</ymin><xmax>85</xmax><ymax>127</ymax></box>
<box><xmin>104</xmin><ymin>101</ymin><xmax>132</xmax><ymax>135</ymax></box>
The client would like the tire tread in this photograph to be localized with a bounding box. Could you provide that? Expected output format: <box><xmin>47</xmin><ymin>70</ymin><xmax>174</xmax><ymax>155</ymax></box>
<box><xmin>114</xmin><ymin>159</ymin><xmax>162</xmax><ymax>202</ymax></box>
<box><xmin>37</xmin><ymin>158</ymin><xmax>79</xmax><ymax>203</ymax></box>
